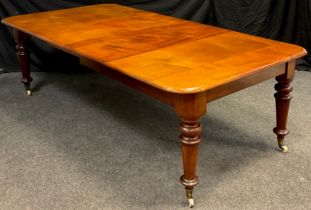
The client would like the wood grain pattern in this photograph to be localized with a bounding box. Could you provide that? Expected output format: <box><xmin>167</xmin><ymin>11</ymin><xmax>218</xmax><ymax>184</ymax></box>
<box><xmin>2</xmin><ymin>4</ymin><xmax>306</xmax><ymax>94</ymax></box>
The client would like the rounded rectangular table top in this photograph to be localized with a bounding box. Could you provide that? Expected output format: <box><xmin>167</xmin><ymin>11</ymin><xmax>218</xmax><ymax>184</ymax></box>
<box><xmin>2</xmin><ymin>4</ymin><xmax>307</xmax><ymax>93</ymax></box>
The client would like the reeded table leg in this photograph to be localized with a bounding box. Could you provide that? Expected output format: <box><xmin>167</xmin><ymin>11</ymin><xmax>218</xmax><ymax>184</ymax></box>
<box><xmin>273</xmin><ymin>73</ymin><xmax>294</xmax><ymax>153</ymax></box>
<box><xmin>13</xmin><ymin>30</ymin><xmax>33</xmax><ymax>96</ymax></box>
<box><xmin>174</xmin><ymin>93</ymin><xmax>207</xmax><ymax>208</ymax></box>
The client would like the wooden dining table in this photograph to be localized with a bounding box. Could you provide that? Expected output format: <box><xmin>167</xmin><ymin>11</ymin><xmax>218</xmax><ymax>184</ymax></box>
<box><xmin>2</xmin><ymin>4</ymin><xmax>307</xmax><ymax>208</ymax></box>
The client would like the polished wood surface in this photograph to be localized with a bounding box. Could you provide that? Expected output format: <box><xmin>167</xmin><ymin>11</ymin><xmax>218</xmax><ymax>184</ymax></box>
<box><xmin>2</xmin><ymin>4</ymin><xmax>307</xmax><ymax>208</ymax></box>
<box><xmin>2</xmin><ymin>4</ymin><xmax>306</xmax><ymax>94</ymax></box>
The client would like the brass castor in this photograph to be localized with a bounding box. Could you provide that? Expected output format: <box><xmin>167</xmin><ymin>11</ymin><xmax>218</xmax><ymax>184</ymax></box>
<box><xmin>26</xmin><ymin>90</ymin><xmax>32</xmax><ymax>96</ymax></box>
<box><xmin>186</xmin><ymin>190</ymin><xmax>195</xmax><ymax>208</ymax></box>
<box><xmin>278</xmin><ymin>139</ymin><xmax>288</xmax><ymax>153</ymax></box>
<box><xmin>24</xmin><ymin>83</ymin><xmax>32</xmax><ymax>96</ymax></box>
<box><xmin>279</xmin><ymin>144</ymin><xmax>288</xmax><ymax>153</ymax></box>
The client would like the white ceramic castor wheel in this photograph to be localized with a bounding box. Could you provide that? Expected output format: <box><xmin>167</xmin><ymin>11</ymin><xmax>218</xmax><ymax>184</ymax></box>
<box><xmin>188</xmin><ymin>198</ymin><xmax>195</xmax><ymax>208</ymax></box>
<box><xmin>279</xmin><ymin>145</ymin><xmax>288</xmax><ymax>153</ymax></box>
<box><xmin>27</xmin><ymin>90</ymin><xmax>32</xmax><ymax>96</ymax></box>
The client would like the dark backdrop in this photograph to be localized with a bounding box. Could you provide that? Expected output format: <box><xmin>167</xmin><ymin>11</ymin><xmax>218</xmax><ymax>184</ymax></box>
<box><xmin>0</xmin><ymin>0</ymin><xmax>310</xmax><ymax>72</ymax></box>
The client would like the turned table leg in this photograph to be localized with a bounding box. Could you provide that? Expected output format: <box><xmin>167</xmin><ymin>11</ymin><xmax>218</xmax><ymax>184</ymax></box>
<box><xmin>179</xmin><ymin>119</ymin><xmax>201</xmax><ymax>208</ymax></box>
<box><xmin>13</xmin><ymin>30</ymin><xmax>33</xmax><ymax>96</ymax></box>
<box><xmin>174</xmin><ymin>93</ymin><xmax>206</xmax><ymax>208</ymax></box>
<box><xmin>273</xmin><ymin>65</ymin><xmax>294</xmax><ymax>153</ymax></box>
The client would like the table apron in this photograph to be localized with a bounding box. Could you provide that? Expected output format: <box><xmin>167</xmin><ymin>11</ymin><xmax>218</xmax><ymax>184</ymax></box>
<box><xmin>81</xmin><ymin>58</ymin><xmax>287</xmax><ymax>106</ymax></box>
<box><xmin>80</xmin><ymin>58</ymin><xmax>176</xmax><ymax>105</ymax></box>
<box><xmin>206</xmin><ymin>64</ymin><xmax>286</xmax><ymax>102</ymax></box>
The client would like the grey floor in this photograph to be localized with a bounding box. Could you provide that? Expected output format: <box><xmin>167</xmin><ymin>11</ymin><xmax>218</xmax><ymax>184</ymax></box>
<box><xmin>0</xmin><ymin>71</ymin><xmax>310</xmax><ymax>210</ymax></box>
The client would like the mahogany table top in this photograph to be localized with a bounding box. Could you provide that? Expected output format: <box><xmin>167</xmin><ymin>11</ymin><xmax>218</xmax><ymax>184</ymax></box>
<box><xmin>2</xmin><ymin>4</ymin><xmax>306</xmax><ymax>93</ymax></box>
